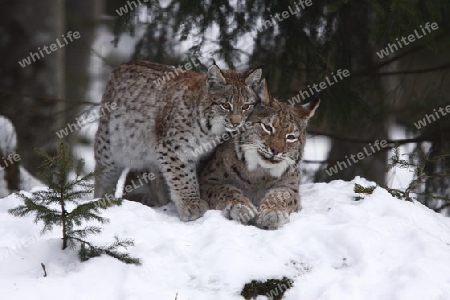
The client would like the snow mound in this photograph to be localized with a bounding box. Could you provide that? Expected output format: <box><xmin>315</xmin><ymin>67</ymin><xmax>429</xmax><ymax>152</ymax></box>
<box><xmin>1</xmin><ymin>178</ymin><xmax>450</xmax><ymax>300</ymax></box>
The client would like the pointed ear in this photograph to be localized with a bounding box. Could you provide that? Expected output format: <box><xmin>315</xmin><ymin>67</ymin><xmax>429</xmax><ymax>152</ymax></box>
<box><xmin>207</xmin><ymin>65</ymin><xmax>226</xmax><ymax>86</ymax></box>
<box><xmin>254</xmin><ymin>78</ymin><xmax>272</xmax><ymax>107</ymax></box>
<box><xmin>245</xmin><ymin>67</ymin><xmax>262</xmax><ymax>87</ymax></box>
<box><xmin>299</xmin><ymin>98</ymin><xmax>320</xmax><ymax>119</ymax></box>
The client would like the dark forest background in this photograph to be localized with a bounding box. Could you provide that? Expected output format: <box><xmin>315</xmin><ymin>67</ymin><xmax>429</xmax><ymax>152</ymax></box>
<box><xmin>1</xmin><ymin>0</ymin><xmax>449</xmax><ymax>212</ymax></box>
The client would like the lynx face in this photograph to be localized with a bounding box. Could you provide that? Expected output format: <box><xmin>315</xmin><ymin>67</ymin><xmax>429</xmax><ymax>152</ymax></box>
<box><xmin>239</xmin><ymin>99</ymin><xmax>319</xmax><ymax>177</ymax></box>
<box><xmin>199</xmin><ymin>97</ymin><xmax>319</xmax><ymax>228</ymax></box>
<box><xmin>203</xmin><ymin>66</ymin><xmax>265</xmax><ymax>134</ymax></box>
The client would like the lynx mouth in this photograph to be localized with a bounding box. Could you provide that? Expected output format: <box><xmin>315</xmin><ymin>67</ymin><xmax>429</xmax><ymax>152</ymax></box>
<box><xmin>224</xmin><ymin>126</ymin><xmax>237</xmax><ymax>132</ymax></box>
<box><xmin>224</xmin><ymin>123</ymin><xmax>243</xmax><ymax>132</ymax></box>
<box><xmin>258</xmin><ymin>150</ymin><xmax>283</xmax><ymax>164</ymax></box>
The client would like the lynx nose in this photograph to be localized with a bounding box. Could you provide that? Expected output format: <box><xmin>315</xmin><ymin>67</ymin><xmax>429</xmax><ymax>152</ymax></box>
<box><xmin>269</xmin><ymin>142</ymin><xmax>284</xmax><ymax>155</ymax></box>
<box><xmin>270</xmin><ymin>147</ymin><xmax>279</xmax><ymax>155</ymax></box>
<box><xmin>229</xmin><ymin>115</ymin><xmax>242</xmax><ymax>126</ymax></box>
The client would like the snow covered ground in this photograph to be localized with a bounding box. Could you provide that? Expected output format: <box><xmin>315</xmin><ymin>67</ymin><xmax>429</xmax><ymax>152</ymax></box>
<box><xmin>1</xmin><ymin>177</ymin><xmax>450</xmax><ymax>300</ymax></box>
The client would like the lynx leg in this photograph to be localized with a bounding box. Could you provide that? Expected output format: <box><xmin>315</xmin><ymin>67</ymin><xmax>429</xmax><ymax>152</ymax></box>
<box><xmin>94</xmin><ymin>162</ymin><xmax>122</xmax><ymax>198</ymax></box>
<box><xmin>201</xmin><ymin>184</ymin><xmax>257</xmax><ymax>225</ymax></box>
<box><xmin>94</xmin><ymin>116</ymin><xmax>123</xmax><ymax>198</ymax></box>
<box><xmin>158</xmin><ymin>153</ymin><xmax>208</xmax><ymax>221</ymax></box>
<box><xmin>256</xmin><ymin>189</ymin><xmax>299</xmax><ymax>230</ymax></box>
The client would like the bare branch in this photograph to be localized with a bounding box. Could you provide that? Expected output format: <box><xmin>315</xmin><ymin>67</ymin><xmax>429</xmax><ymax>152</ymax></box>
<box><xmin>308</xmin><ymin>131</ymin><xmax>449</xmax><ymax>145</ymax></box>
<box><xmin>0</xmin><ymin>89</ymin><xmax>99</xmax><ymax>106</ymax></box>
<box><xmin>374</xmin><ymin>62</ymin><xmax>450</xmax><ymax>77</ymax></box>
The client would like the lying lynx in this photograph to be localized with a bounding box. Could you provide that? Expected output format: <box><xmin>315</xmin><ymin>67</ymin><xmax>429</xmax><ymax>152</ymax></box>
<box><xmin>199</xmin><ymin>95</ymin><xmax>319</xmax><ymax>229</ymax></box>
<box><xmin>94</xmin><ymin>61</ymin><xmax>266</xmax><ymax>221</ymax></box>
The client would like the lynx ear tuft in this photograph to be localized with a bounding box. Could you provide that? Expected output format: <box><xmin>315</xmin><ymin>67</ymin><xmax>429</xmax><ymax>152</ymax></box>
<box><xmin>299</xmin><ymin>98</ymin><xmax>320</xmax><ymax>119</ymax></box>
<box><xmin>245</xmin><ymin>67</ymin><xmax>262</xmax><ymax>87</ymax></box>
<box><xmin>207</xmin><ymin>65</ymin><xmax>226</xmax><ymax>86</ymax></box>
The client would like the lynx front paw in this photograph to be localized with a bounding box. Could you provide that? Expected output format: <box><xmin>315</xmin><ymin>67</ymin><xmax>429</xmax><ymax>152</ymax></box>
<box><xmin>178</xmin><ymin>199</ymin><xmax>209</xmax><ymax>222</ymax></box>
<box><xmin>256</xmin><ymin>209</ymin><xmax>289</xmax><ymax>230</ymax></box>
<box><xmin>223</xmin><ymin>201</ymin><xmax>257</xmax><ymax>225</ymax></box>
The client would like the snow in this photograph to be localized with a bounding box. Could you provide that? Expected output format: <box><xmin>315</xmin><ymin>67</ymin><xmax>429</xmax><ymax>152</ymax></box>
<box><xmin>1</xmin><ymin>177</ymin><xmax>450</xmax><ymax>300</ymax></box>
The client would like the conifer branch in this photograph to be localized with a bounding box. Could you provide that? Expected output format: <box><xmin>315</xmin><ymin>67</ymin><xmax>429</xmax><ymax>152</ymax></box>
<box><xmin>354</xmin><ymin>146</ymin><xmax>450</xmax><ymax>208</ymax></box>
<box><xmin>8</xmin><ymin>142</ymin><xmax>141</xmax><ymax>265</ymax></box>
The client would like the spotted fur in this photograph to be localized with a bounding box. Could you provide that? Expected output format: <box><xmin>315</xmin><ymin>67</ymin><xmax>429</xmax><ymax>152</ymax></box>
<box><xmin>94</xmin><ymin>61</ymin><xmax>266</xmax><ymax>221</ymax></box>
<box><xmin>200</xmin><ymin>96</ymin><xmax>319</xmax><ymax>229</ymax></box>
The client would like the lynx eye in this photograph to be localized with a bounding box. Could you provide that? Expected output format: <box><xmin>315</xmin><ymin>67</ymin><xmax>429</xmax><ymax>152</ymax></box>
<box><xmin>286</xmin><ymin>134</ymin><xmax>298</xmax><ymax>142</ymax></box>
<box><xmin>220</xmin><ymin>103</ymin><xmax>232</xmax><ymax>110</ymax></box>
<box><xmin>261</xmin><ymin>123</ymin><xmax>273</xmax><ymax>134</ymax></box>
<box><xmin>242</xmin><ymin>104</ymin><xmax>251</xmax><ymax>111</ymax></box>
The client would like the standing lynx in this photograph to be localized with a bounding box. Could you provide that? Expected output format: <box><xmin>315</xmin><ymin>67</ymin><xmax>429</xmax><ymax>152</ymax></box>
<box><xmin>94</xmin><ymin>61</ymin><xmax>266</xmax><ymax>221</ymax></box>
<box><xmin>199</xmin><ymin>96</ymin><xmax>319</xmax><ymax>229</ymax></box>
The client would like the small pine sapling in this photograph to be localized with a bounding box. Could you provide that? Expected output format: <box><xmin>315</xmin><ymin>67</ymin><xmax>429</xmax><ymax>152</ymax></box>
<box><xmin>353</xmin><ymin>146</ymin><xmax>450</xmax><ymax>212</ymax></box>
<box><xmin>8</xmin><ymin>142</ymin><xmax>141</xmax><ymax>265</ymax></box>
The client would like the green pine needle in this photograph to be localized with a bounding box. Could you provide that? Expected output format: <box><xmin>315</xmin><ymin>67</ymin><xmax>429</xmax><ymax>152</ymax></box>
<box><xmin>8</xmin><ymin>142</ymin><xmax>141</xmax><ymax>266</ymax></box>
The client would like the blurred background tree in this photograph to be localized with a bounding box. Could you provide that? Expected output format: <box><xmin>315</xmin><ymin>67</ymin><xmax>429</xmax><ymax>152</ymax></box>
<box><xmin>1</xmin><ymin>0</ymin><xmax>449</xmax><ymax>213</ymax></box>
<box><xmin>0</xmin><ymin>0</ymin><xmax>103</xmax><ymax>171</ymax></box>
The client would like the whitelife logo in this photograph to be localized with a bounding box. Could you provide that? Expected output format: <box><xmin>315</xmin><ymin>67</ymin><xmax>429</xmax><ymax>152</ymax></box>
<box><xmin>288</xmin><ymin>69</ymin><xmax>350</xmax><ymax>105</ymax></box>
<box><xmin>18</xmin><ymin>31</ymin><xmax>81</xmax><ymax>68</ymax></box>
<box><xmin>256</xmin><ymin>0</ymin><xmax>313</xmax><ymax>32</ymax></box>
<box><xmin>56</xmin><ymin>102</ymin><xmax>118</xmax><ymax>139</ymax></box>
<box><xmin>152</xmin><ymin>52</ymin><xmax>214</xmax><ymax>87</ymax></box>
<box><xmin>116</xmin><ymin>0</ymin><xmax>148</xmax><ymax>16</ymax></box>
<box><xmin>325</xmin><ymin>140</ymin><xmax>388</xmax><ymax>176</ymax></box>
<box><xmin>414</xmin><ymin>104</ymin><xmax>450</xmax><ymax>130</ymax></box>
<box><xmin>376</xmin><ymin>22</ymin><xmax>439</xmax><ymax>59</ymax></box>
